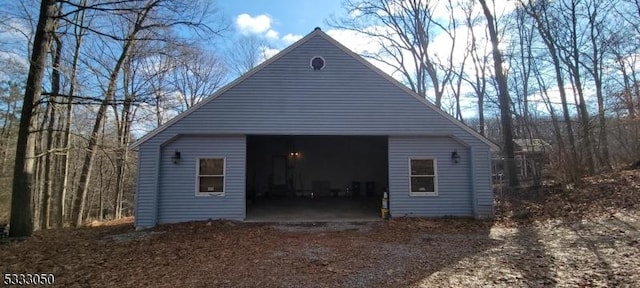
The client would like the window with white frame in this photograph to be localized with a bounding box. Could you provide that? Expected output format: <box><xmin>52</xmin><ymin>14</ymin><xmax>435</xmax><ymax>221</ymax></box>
<box><xmin>409</xmin><ymin>158</ymin><xmax>437</xmax><ymax>196</ymax></box>
<box><xmin>197</xmin><ymin>158</ymin><xmax>225</xmax><ymax>196</ymax></box>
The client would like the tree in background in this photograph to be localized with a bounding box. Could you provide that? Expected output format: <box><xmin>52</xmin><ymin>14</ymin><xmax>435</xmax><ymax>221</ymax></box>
<box><xmin>226</xmin><ymin>35</ymin><xmax>272</xmax><ymax>77</ymax></box>
<box><xmin>9</xmin><ymin>0</ymin><xmax>56</xmax><ymax>237</ymax></box>
<box><xmin>70</xmin><ymin>0</ymin><xmax>225</xmax><ymax>227</ymax></box>
<box><xmin>0</xmin><ymin>0</ymin><xmax>227</xmax><ymax>232</ymax></box>
<box><xmin>478</xmin><ymin>0</ymin><xmax>519</xmax><ymax>188</ymax></box>
<box><xmin>332</xmin><ymin>0</ymin><xmax>461</xmax><ymax>108</ymax></box>
<box><xmin>0</xmin><ymin>80</ymin><xmax>24</xmax><ymax>224</ymax></box>
<box><xmin>171</xmin><ymin>46</ymin><xmax>227</xmax><ymax>111</ymax></box>
<box><xmin>331</xmin><ymin>0</ymin><xmax>640</xmax><ymax>182</ymax></box>
<box><xmin>460</xmin><ymin>0</ymin><xmax>491</xmax><ymax>135</ymax></box>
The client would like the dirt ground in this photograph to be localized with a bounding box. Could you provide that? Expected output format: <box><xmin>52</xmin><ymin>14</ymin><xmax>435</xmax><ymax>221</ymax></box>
<box><xmin>2</xmin><ymin>170</ymin><xmax>639</xmax><ymax>287</ymax></box>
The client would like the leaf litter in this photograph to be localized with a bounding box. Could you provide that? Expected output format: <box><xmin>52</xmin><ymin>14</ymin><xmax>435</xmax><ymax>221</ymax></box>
<box><xmin>1</xmin><ymin>169</ymin><xmax>639</xmax><ymax>287</ymax></box>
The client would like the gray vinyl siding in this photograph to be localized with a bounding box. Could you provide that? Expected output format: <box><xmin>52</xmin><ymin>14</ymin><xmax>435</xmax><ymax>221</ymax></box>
<box><xmin>134</xmin><ymin>145</ymin><xmax>158</xmax><ymax>228</ymax></box>
<box><xmin>134</xmin><ymin>33</ymin><xmax>494</xmax><ymax>227</ymax></box>
<box><xmin>139</xmin><ymin>36</ymin><xmax>488</xmax><ymax>138</ymax></box>
<box><xmin>389</xmin><ymin>136</ymin><xmax>474</xmax><ymax>217</ymax></box>
<box><xmin>156</xmin><ymin>136</ymin><xmax>246</xmax><ymax>224</ymax></box>
<box><xmin>473</xmin><ymin>148</ymin><xmax>493</xmax><ymax>217</ymax></box>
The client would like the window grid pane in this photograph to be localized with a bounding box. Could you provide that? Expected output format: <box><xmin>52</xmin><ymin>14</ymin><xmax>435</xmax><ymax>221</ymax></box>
<box><xmin>411</xmin><ymin>159</ymin><xmax>434</xmax><ymax>176</ymax></box>
<box><xmin>411</xmin><ymin>176</ymin><xmax>435</xmax><ymax>193</ymax></box>
<box><xmin>199</xmin><ymin>159</ymin><xmax>224</xmax><ymax>175</ymax></box>
<box><xmin>199</xmin><ymin>176</ymin><xmax>224</xmax><ymax>193</ymax></box>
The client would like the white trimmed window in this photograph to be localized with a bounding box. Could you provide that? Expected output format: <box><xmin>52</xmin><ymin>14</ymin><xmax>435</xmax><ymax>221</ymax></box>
<box><xmin>196</xmin><ymin>158</ymin><xmax>225</xmax><ymax>196</ymax></box>
<box><xmin>409</xmin><ymin>158</ymin><xmax>438</xmax><ymax>196</ymax></box>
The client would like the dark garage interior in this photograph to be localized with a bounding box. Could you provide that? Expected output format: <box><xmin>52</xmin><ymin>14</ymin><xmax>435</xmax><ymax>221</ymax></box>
<box><xmin>246</xmin><ymin>135</ymin><xmax>388</xmax><ymax>221</ymax></box>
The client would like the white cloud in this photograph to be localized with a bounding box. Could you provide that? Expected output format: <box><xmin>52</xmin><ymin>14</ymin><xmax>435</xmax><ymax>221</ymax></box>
<box><xmin>326</xmin><ymin>27</ymin><xmax>402</xmax><ymax>77</ymax></box>
<box><xmin>235</xmin><ymin>13</ymin><xmax>288</xmax><ymax>43</ymax></box>
<box><xmin>265</xmin><ymin>29</ymin><xmax>279</xmax><ymax>40</ymax></box>
<box><xmin>0</xmin><ymin>18</ymin><xmax>31</xmax><ymax>42</ymax></box>
<box><xmin>0</xmin><ymin>52</ymin><xmax>28</xmax><ymax>82</ymax></box>
<box><xmin>0</xmin><ymin>18</ymin><xmax>31</xmax><ymax>82</ymax></box>
<box><xmin>349</xmin><ymin>8</ymin><xmax>362</xmax><ymax>18</ymax></box>
<box><xmin>282</xmin><ymin>33</ymin><xmax>303</xmax><ymax>44</ymax></box>
<box><xmin>260</xmin><ymin>46</ymin><xmax>281</xmax><ymax>60</ymax></box>
<box><xmin>326</xmin><ymin>28</ymin><xmax>382</xmax><ymax>56</ymax></box>
<box><xmin>236</xmin><ymin>13</ymin><xmax>273</xmax><ymax>35</ymax></box>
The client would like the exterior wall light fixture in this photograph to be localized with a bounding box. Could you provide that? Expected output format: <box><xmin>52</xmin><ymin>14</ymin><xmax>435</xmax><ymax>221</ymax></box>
<box><xmin>171</xmin><ymin>151</ymin><xmax>181</xmax><ymax>164</ymax></box>
<box><xmin>451</xmin><ymin>150</ymin><xmax>460</xmax><ymax>164</ymax></box>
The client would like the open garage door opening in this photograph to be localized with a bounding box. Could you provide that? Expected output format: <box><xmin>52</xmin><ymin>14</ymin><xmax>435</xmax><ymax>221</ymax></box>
<box><xmin>246</xmin><ymin>135</ymin><xmax>388</xmax><ymax>222</ymax></box>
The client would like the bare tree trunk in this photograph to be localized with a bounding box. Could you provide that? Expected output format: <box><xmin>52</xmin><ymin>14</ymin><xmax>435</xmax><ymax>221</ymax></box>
<box><xmin>71</xmin><ymin>100</ymin><xmax>109</xmax><ymax>226</ymax></box>
<box><xmin>0</xmin><ymin>84</ymin><xmax>19</xmax><ymax>172</ymax></box>
<box><xmin>585</xmin><ymin>2</ymin><xmax>611</xmax><ymax>169</ymax></box>
<box><xmin>479</xmin><ymin>0</ymin><xmax>519</xmax><ymax>188</ymax></box>
<box><xmin>55</xmin><ymin>1</ymin><xmax>86</xmax><ymax>228</ymax></box>
<box><xmin>616</xmin><ymin>54</ymin><xmax>635</xmax><ymax>120</ymax></box>
<box><xmin>98</xmin><ymin>152</ymin><xmax>105</xmax><ymax>221</ymax></box>
<box><xmin>39</xmin><ymin>106</ymin><xmax>54</xmax><ymax>229</ymax></box>
<box><xmin>96</xmin><ymin>132</ymin><xmax>105</xmax><ymax>221</ymax></box>
<box><xmin>563</xmin><ymin>0</ymin><xmax>595</xmax><ymax>174</ymax></box>
<box><xmin>515</xmin><ymin>6</ymin><xmax>536</xmax><ymax>142</ymax></box>
<box><xmin>565</xmin><ymin>63</ymin><xmax>595</xmax><ymax>174</ymax></box>
<box><xmin>461</xmin><ymin>2</ymin><xmax>489</xmax><ymax>136</ymax></box>
<box><xmin>113</xmin><ymin>61</ymin><xmax>135</xmax><ymax>219</ymax></box>
<box><xmin>113</xmin><ymin>141</ymin><xmax>129</xmax><ymax>219</ymax></box>
<box><xmin>52</xmin><ymin>109</ymin><xmax>65</xmax><ymax>225</ymax></box>
<box><xmin>84</xmin><ymin>117</ymin><xmax>108</xmax><ymax>222</ymax></box>
<box><xmin>450</xmin><ymin>51</ymin><xmax>468</xmax><ymax>122</ymax></box>
<box><xmin>32</xmin><ymin>122</ymin><xmax>43</xmax><ymax>232</ymax></box>
<box><xmin>538</xmin><ymin>75</ymin><xmax>566</xmax><ymax>162</ymax></box>
<box><xmin>39</xmin><ymin>32</ymin><xmax>62</xmax><ymax>230</ymax></box>
<box><xmin>56</xmin><ymin>89</ymin><xmax>73</xmax><ymax>228</ymax></box>
<box><xmin>71</xmin><ymin>83</ymin><xmax>111</xmax><ymax>226</ymax></box>
<box><xmin>522</xmin><ymin>0</ymin><xmax>579</xmax><ymax>180</ymax></box>
<box><xmin>9</xmin><ymin>0</ymin><xmax>56</xmax><ymax>237</ymax></box>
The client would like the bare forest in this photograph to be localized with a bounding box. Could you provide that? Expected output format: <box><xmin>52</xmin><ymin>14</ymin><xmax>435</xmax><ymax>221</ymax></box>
<box><xmin>1</xmin><ymin>0</ymin><xmax>639</xmax><ymax>237</ymax></box>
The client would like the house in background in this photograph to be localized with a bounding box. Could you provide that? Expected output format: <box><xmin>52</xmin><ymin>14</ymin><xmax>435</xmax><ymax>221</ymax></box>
<box><xmin>513</xmin><ymin>138</ymin><xmax>550</xmax><ymax>185</ymax></box>
<box><xmin>131</xmin><ymin>28</ymin><xmax>497</xmax><ymax>229</ymax></box>
<box><xmin>492</xmin><ymin>138</ymin><xmax>550</xmax><ymax>186</ymax></box>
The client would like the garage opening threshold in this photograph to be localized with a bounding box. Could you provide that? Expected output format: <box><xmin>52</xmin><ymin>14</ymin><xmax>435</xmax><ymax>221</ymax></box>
<box><xmin>245</xmin><ymin>197</ymin><xmax>382</xmax><ymax>223</ymax></box>
<box><xmin>244</xmin><ymin>217</ymin><xmax>382</xmax><ymax>223</ymax></box>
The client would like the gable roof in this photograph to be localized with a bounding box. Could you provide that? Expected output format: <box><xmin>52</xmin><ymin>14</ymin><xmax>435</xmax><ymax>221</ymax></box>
<box><xmin>131</xmin><ymin>28</ymin><xmax>498</xmax><ymax>150</ymax></box>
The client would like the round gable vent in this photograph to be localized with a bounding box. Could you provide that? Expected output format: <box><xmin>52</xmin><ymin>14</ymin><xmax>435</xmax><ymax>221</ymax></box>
<box><xmin>310</xmin><ymin>56</ymin><xmax>325</xmax><ymax>70</ymax></box>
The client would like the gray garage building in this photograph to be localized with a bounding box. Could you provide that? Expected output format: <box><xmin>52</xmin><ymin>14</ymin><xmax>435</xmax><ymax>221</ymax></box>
<box><xmin>131</xmin><ymin>28</ymin><xmax>496</xmax><ymax>229</ymax></box>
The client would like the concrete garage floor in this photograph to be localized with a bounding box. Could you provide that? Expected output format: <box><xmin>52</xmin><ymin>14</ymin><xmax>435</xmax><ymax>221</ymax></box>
<box><xmin>246</xmin><ymin>197</ymin><xmax>381</xmax><ymax>222</ymax></box>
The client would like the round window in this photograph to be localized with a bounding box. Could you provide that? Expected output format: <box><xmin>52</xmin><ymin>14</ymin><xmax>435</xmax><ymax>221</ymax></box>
<box><xmin>310</xmin><ymin>56</ymin><xmax>325</xmax><ymax>70</ymax></box>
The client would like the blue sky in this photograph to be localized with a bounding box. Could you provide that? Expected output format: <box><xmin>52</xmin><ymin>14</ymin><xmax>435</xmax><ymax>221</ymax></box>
<box><xmin>219</xmin><ymin>0</ymin><xmax>344</xmax><ymax>41</ymax></box>
<box><xmin>211</xmin><ymin>0</ymin><xmax>489</xmax><ymax>118</ymax></box>
<box><xmin>213</xmin><ymin>0</ymin><xmax>391</xmax><ymax>80</ymax></box>
<box><xmin>212</xmin><ymin>1</ymin><xmax>567</xmax><ymax>118</ymax></box>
